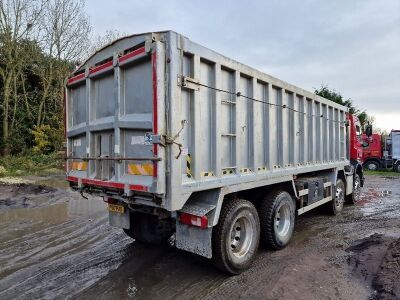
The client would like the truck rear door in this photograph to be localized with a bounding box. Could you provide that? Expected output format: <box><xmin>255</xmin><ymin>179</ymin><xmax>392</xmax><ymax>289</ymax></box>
<box><xmin>66</xmin><ymin>38</ymin><xmax>165</xmax><ymax>196</ymax></box>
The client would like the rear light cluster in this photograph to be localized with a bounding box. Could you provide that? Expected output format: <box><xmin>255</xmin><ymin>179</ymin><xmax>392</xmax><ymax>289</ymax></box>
<box><xmin>179</xmin><ymin>213</ymin><xmax>208</xmax><ymax>229</ymax></box>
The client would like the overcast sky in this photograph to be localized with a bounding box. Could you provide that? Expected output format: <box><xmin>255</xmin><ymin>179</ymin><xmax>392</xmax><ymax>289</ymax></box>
<box><xmin>86</xmin><ymin>0</ymin><xmax>399</xmax><ymax>132</ymax></box>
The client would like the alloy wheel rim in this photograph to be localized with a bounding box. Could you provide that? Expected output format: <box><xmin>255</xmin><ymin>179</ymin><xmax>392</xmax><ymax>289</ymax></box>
<box><xmin>229</xmin><ymin>215</ymin><xmax>254</xmax><ymax>258</ymax></box>
<box><xmin>275</xmin><ymin>204</ymin><xmax>291</xmax><ymax>238</ymax></box>
<box><xmin>335</xmin><ymin>185</ymin><xmax>344</xmax><ymax>208</ymax></box>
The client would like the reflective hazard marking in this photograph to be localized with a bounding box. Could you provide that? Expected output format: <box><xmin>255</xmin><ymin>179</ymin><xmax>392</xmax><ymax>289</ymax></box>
<box><xmin>128</xmin><ymin>163</ymin><xmax>154</xmax><ymax>176</ymax></box>
<box><xmin>71</xmin><ymin>161</ymin><xmax>87</xmax><ymax>171</ymax></box>
<box><xmin>186</xmin><ymin>154</ymin><xmax>192</xmax><ymax>178</ymax></box>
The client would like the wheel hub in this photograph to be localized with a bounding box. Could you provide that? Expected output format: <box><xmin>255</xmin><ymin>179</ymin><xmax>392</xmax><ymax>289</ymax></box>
<box><xmin>230</xmin><ymin>215</ymin><xmax>253</xmax><ymax>258</ymax></box>
<box><xmin>335</xmin><ymin>185</ymin><xmax>344</xmax><ymax>207</ymax></box>
<box><xmin>275</xmin><ymin>204</ymin><xmax>291</xmax><ymax>238</ymax></box>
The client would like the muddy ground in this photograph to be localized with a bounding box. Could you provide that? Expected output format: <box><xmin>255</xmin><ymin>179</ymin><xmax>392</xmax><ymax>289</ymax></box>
<box><xmin>0</xmin><ymin>174</ymin><xmax>399</xmax><ymax>300</ymax></box>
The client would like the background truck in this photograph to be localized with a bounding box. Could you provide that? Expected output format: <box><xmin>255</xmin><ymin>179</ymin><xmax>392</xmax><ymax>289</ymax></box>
<box><xmin>65</xmin><ymin>31</ymin><xmax>365</xmax><ymax>274</ymax></box>
<box><xmin>363</xmin><ymin>130</ymin><xmax>400</xmax><ymax>172</ymax></box>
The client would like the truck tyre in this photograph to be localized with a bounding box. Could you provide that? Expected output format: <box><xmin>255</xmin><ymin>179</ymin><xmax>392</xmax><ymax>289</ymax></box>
<box><xmin>212</xmin><ymin>198</ymin><xmax>260</xmax><ymax>275</ymax></box>
<box><xmin>364</xmin><ymin>160</ymin><xmax>379</xmax><ymax>171</ymax></box>
<box><xmin>259</xmin><ymin>190</ymin><xmax>296</xmax><ymax>250</ymax></box>
<box><xmin>327</xmin><ymin>179</ymin><xmax>345</xmax><ymax>215</ymax></box>
<box><xmin>346</xmin><ymin>174</ymin><xmax>361</xmax><ymax>204</ymax></box>
<box><xmin>394</xmin><ymin>162</ymin><xmax>400</xmax><ymax>173</ymax></box>
<box><xmin>123</xmin><ymin>211</ymin><xmax>173</xmax><ymax>245</ymax></box>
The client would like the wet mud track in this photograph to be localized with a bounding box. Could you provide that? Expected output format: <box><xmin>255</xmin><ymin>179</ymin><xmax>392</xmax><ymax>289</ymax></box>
<box><xmin>0</xmin><ymin>175</ymin><xmax>399</xmax><ymax>300</ymax></box>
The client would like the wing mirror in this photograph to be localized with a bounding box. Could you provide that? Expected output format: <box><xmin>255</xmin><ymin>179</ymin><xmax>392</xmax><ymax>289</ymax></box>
<box><xmin>365</xmin><ymin>124</ymin><xmax>373</xmax><ymax>137</ymax></box>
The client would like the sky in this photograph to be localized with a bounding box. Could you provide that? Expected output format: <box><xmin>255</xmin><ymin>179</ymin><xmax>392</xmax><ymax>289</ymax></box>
<box><xmin>86</xmin><ymin>0</ymin><xmax>400</xmax><ymax>132</ymax></box>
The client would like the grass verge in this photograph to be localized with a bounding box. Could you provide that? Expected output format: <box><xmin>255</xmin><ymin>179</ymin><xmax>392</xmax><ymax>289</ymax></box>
<box><xmin>0</xmin><ymin>152</ymin><xmax>64</xmax><ymax>177</ymax></box>
<box><xmin>365</xmin><ymin>170</ymin><xmax>400</xmax><ymax>177</ymax></box>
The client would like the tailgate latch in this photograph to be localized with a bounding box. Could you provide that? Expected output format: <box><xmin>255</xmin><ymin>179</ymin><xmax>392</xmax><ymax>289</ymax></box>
<box><xmin>150</xmin><ymin>134</ymin><xmax>165</xmax><ymax>146</ymax></box>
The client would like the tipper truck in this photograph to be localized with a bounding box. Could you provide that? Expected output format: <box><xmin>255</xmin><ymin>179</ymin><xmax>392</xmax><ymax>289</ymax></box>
<box><xmin>66</xmin><ymin>31</ymin><xmax>365</xmax><ymax>274</ymax></box>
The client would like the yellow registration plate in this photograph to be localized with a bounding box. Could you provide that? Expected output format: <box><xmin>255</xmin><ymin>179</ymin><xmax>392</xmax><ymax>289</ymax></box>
<box><xmin>108</xmin><ymin>204</ymin><xmax>125</xmax><ymax>214</ymax></box>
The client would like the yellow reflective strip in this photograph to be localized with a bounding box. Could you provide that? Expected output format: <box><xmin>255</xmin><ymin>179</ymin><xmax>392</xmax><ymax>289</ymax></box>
<box><xmin>143</xmin><ymin>164</ymin><xmax>154</xmax><ymax>176</ymax></box>
<box><xmin>128</xmin><ymin>164</ymin><xmax>153</xmax><ymax>176</ymax></box>
<box><xmin>137</xmin><ymin>164</ymin><xmax>146</xmax><ymax>175</ymax></box>
<box><xmin>71</xmin><ymin>161</ymin><xmax>87</xmax><ymax>171</ymax></box>
<box><xmin>131</xmin><ymin>164</ymin><xmax>140</xmax><ymax>175</ymax></box>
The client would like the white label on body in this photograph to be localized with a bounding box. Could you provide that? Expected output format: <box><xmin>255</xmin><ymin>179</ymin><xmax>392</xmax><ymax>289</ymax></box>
<box><xmin>73</xmin><ymin>139</ymin><xmax>81</xmax><ymax>147</ymax></box>
<box><xmin>131</xmin><ymin>136</ymin><xmax>145</xmax><ymax>145</ymax></box>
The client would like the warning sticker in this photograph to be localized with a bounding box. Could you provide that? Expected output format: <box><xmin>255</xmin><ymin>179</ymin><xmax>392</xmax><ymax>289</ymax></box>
<box><xmin>144</xmin><ymin>133</ymin><xmax>153</xmax><ymax>146</ymax></box>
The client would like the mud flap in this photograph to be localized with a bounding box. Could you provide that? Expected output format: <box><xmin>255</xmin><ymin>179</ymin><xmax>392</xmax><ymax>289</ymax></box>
<box><xmin>346</xmin><ymin>176</ymin><xmax>354</xmax><ymax>195</ymax></box>
<box><xmin>175</xmin><ymin>222</ymin><xmax>213</xmax><ymax>258</ymax></box>
<box><xmin>109</xmin><ymin>210</ymin><xmax>130</xmax><ymax>229</ymax></box>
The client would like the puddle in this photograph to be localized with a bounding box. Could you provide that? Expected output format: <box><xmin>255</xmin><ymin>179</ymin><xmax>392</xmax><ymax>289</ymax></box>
<box><xmin>68</xmin><ymin>197</ymin><xmax>107</xmax><ymax>217</ymax></box>
<box><xmin>0</xmin><ymin>197</ymin><xmax>107</xmax><ymax>225</ymax></box>
<box><xmin>0</xmin><ymin>202</ymin><xmax>69</xmax><ymax>224</ymax></box>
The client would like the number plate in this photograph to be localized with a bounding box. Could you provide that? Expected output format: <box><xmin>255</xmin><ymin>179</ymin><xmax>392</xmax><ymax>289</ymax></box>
<box><xmin>108</xmin><ymin>204</ymin><xmax>125</xmax><ymax>214</ymax></box>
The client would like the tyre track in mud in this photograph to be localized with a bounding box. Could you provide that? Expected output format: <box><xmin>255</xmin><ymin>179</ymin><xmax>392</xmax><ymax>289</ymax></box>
<box><xmin>0</xmin><ymin>181</ymin><xmax>132</xmax><ymax>300</ymax></box>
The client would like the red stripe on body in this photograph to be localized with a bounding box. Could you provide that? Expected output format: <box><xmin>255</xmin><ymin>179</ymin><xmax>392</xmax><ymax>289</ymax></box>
<box><xmin>119</xmin><ymin>47</ymin><xmax>146</xmax><ymax>63</ymax></box>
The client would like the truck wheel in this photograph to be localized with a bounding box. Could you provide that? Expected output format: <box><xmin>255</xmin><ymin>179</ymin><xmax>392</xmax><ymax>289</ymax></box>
<box><xmin>327</xmin><ymin>179</ymin><xmax>345</xmax><ymax>215</ymax></box>
<box><xmin>259</xmin><ymin>190</ymin><xmax>296</xmax><ymax>250</ymax></box>
<box><xmin>346</xmin><ymin>174</ymin><xmax>361</xmax><ymax>204</ymax></box>
<box><xmin>212</xmin><ymin>199</ymin><xmax>260</xmax><ymax>274</ymax></box>
<box><xmin>394</xmin><ymin>162</ymin><xmax>400</xmax><ymax>173</ymax></box>
<box><xmin>123</xmin><ymin>211</ymin><xmax>173</xmax><ymax>245</ymax></box>
<box><xmin>364</xmin><ymin>161</ymin><xmax>379</xmax><ymax>171</ymax></box>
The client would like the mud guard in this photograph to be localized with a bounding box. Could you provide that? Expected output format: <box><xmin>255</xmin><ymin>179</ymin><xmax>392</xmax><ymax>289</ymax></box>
<box><xmin>350</xmin><ymin>159</ymin><xmax>365</xmax><ymax>187</ymax></box>
<box><xmin>175</xmin><ymin>224</ymin><xmax>213</xmax><ymax>258</ymax></box>
<box><xmin>175</xmin><ymin>188</ymin><xmax>224</xmax><ymax>258</ymax></box>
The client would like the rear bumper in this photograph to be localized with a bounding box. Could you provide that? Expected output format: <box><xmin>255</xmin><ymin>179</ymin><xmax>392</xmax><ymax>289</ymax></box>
<box><xmin>67</xmin><ymin>176</ymin><xmax>149</xmax><ymax>192</ymax></box>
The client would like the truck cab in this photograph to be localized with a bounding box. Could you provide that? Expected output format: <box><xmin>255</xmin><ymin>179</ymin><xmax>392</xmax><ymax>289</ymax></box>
<box><xmin>362</xmin><ymin>133</ymin><xmax>383</xmax><ymax>170</ymax></box>
<box><xmin>346</xmin><ymin>113</ymin><xmax>365</xmax><ymax>187</ymax></box>
<box><xmin>347</xmin><ymin>113</ymin><xmax>364</xmax><ymax>164</ymax></box>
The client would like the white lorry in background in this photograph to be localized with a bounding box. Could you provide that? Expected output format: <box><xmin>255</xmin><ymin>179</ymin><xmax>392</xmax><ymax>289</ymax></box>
<box><xmin>66</xmin><ymin>31</ymin><xmax>366</xmax><ymax>274</ymax></box>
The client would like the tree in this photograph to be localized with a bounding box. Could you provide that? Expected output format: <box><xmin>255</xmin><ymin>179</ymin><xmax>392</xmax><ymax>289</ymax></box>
<box><xmin>0</xmin><ymin>0</ymin><xmax>91</xmax><ymax>155</ymax></box>
<box><xmin>39</xmin><ymin>0</ymin><xmax>91</xmax><ymax>62</ymax></box>
<box><xmin>314</xmin><ymin>84</ymin><xmax>373</xmax><ymax>129</ymax></box>
<box><xmin>35</xmin><ymin>0</ymin><xmax>91</xmax><ymax>127</ymax></box>
<box><xmin>0</xmin><ymin>1</ymin><xmax>128</xmax><ymax>156</ymax></box>
<box><xmin>89</xmin><ymin>29</ymin><xmax>126</xmax><ymax>56</ymax></box>
<box><xmin>0</xmin><ymin>0</ymin><xmax>46</xmax><ymax>154</ymax></box>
